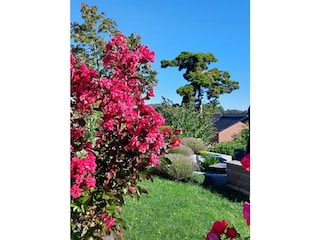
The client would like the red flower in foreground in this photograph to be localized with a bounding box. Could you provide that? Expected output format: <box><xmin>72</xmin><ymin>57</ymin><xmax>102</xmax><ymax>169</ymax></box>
<box><xmin>211</xmin><ymin>220</ymin><xmax>228</xmax><ymax>234</ymax></box>
<box><xmin>225</xmin><ymin>227</ymin><xmax>238</xmax><ymax>238</ymax></box>
<box><xmin>243</xmin><ymin>201</ymin><xmax>250</xmax><ymax>225</ymax></box>
<box><xmin>241</xmin><ymin>153</ymin><xmax>250</xmax><ymax>172</ymax></box>
<box><xmin>206</xmin><ymin>231</ymin><xmax>221</xmax><ymax>240</ymax></box>
<box><xmin>161</xmin><ymin>127</ymin><xmax>170</xmax><ymax>134</ymax></box>
<box><xmin>171</xmin><ymin>137</ymin><xmax>181</xmax><ymax>147</ymax></box>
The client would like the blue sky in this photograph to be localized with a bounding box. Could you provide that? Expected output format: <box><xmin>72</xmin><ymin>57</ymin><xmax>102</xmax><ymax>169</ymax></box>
<box><xmin>71</xmin><ymin>0</ymin><xmax>250</xmax><ymax>111</ymax></box>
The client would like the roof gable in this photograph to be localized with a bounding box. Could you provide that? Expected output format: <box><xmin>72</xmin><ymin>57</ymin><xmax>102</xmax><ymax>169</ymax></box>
<box><xmin>213</xmin><ymin>113</ymin><xmax>248</xmax><ymax>132</ymax></box>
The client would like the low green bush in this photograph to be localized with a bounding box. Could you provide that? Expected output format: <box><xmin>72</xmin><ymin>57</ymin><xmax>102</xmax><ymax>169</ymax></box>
<box><xmin>200</xmin><ymin>154</ymin><xmax>220</xmax><ymax>172</ymax></box>
<box><xmin>159</xmin><ymin>154</ymin><xmax>197</xmax><ymax>181</ymax></box>
<box><xmin>168</xmin><ymin>144</ymin><xmax>194</xmax><ymax>156</ymax></box>
<box><xmin>186</xmin><ymin>172</ymin><xmax>205</xmax><ymax>185</ymax></box>
<box><xmin>211</xmin><ymin>128</ymin><xmax>249</xmax><ymax>158</ymax></box>
<box><xmin>212</xmin><ymin>142</ymin><xmax>245</xmax><ymax>158</ymax></box>
<box><xmin>181</xmin><ymin>137</ymin><xmax>208</xmax><ymax>154</ymax></box>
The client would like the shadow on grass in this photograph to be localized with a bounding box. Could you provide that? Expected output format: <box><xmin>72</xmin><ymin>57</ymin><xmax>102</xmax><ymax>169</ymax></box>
<box><xmin>149</xmin><ymin>169</ymin><xmax>249</xmax><ymax>203</ymax></box>
<box><xmin>201</xmin><ymin>182</ymin><xmax>249</xmax><ymax>202</ymax></box>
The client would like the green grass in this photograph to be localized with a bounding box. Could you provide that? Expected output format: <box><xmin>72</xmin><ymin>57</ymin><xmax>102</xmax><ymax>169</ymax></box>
<box><xmin>121</xmin><ymin>176</ymin><xmax>250</xmax><ymax>239</ymax></box>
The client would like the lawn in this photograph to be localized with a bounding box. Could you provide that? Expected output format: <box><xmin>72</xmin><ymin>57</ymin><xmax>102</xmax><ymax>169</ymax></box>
<box><xmin>121</xmin><ymin>176</ymin><xmax>250</xmax><ymax>239</ymax></box>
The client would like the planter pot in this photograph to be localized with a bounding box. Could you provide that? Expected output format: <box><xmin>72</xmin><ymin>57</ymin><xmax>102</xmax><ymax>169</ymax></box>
<box><xmin>207</xmin><ymin>162</ymin><xmax>227</xmax><ymax>174</ymax></box>
<box><xmin>203</xmin><ymin>172</ymin><xmax>227</xmax><ymax>187</ymax></box>
<box><xmin>226</xmin><ymin>160</ymin><xmax>250</xmax><ymax>195</ymax></box>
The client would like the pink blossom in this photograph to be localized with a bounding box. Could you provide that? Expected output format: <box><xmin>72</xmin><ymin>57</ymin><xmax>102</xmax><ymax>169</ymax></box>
<box><xmin>145</xmin><ymin>132</ymin><xmax>158</xmax><ymax>144</ymax></box>
<box><xmin>243</xmin><ymin>201</ymin><xmax>250</xmax><ymax>225</ymax></box>
<box><xmin>86</xmin><ymin>151</ymin><xmax>97</xmax><ymax>173</ymax></box>
<box><xmin>129</xmin><ymin>186</ymin><xmax>135</xmax><ymax>193</ymax></box>
<box><xmin>152</xmin><ymin>112</ymin><xmax>165</xmax><ymax>126</ymax></box>
<box><xmin>105</xmin><ymin>218</ymin><xmax>115</xmax><ymax>230</ymax></box>
<box><xmin>70</xmin><ymin>184</ymin><xmax>82</xmax><ymax>198</ymax></box>
<box><xmin>74</xmin><ymin>174</ymin><xmax>84</xmax><ymax>185</ymax></box>
<box><xmin>138</xmin><ymin>45</ymin><xmax>155</xmax><ymax>63</ymax></box>
<box><xmin>241</xmin><ymin>153</ymin><xmax>250</xmax><ymax>172</ymax></box>
<box><xmin>100</xmin><ymin>77</ymin><xmax>112</xmax><ymax>89</ymax></box>
<box><xmin>103</xmin><ymin>119</ymin><xmax>114</xmax><ymax>131</ymax></box>
<box><xmin>85</xmin><ymin>174</ymin><xmax>96</xmax><ymax>188</ymax></box>
<box><xmin>148</xmin><ymin>88</ymin><xmax>155</xmax><ymax>97</ymax></box>
<box><xmin>149</xmin><ymin>154</ymin><xmax>159</xmax><ymax>166</ymax></box>
<box><xmin>138</xmin><ymin>143</ymin><xmax>149</xmax><ymax>154</ymax></box>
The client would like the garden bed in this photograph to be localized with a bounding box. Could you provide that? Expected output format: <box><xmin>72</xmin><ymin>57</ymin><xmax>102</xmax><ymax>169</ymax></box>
<box><xmin>194</xmin><ymin>153</ymin><xmax>230</xmax><ymax>187</ymax></box>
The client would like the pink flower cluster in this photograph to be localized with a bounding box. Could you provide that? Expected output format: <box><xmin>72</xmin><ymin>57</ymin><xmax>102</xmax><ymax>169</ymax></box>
<box><xmin>70</xmin><ymin>34</ymin><xmax>167</xmax><ymax>197</ymax></box>
<box><xmin>73</xmin><ymin>35</ymin><xmax>169</xmax><ymax>143</ymax></box>
<box><xmin>70</xmin><ymin>151</ymin><xmax>97</xmax><ymax>198</ymax></box>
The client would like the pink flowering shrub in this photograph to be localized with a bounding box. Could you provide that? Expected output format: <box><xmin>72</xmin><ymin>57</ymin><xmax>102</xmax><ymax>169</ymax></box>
<box><xmin>71</xmin><ymin>33</ymin><xmax>181</xmax><ymax>239</ymax></box>
<box><xmin>206</xmin><ymin>154</ymin><xmax>250</xmax><ymax>239</ymax></box>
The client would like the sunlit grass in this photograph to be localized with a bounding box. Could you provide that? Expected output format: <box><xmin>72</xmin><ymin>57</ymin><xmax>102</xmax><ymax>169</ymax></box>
<box><xmin>121</xmin><ymin>176</ymin><xmax>250</xmax><ymax>239</ymax></box>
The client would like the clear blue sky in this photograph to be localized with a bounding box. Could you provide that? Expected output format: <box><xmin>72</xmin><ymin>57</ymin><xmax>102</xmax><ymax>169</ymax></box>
<box><xmin>71</xmin><ymin>0</ymin><xmax>250</xmax><ymax>111</ymax></box>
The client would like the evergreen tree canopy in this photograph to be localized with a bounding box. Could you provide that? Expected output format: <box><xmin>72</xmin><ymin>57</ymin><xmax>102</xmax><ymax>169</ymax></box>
<box><xmin>161</xmin><ymin>52</ymin><xmax>239</xmax><ymax>108</ymax></box>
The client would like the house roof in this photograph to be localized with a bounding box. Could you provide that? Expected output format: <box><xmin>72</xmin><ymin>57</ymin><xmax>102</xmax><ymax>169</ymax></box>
<box><xmin>213</xmin><ymin>113</ymin><xmax>248</xmax><ymax>132</ymax></box>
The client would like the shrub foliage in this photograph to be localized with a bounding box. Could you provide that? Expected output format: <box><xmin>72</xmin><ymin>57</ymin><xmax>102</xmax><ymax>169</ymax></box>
<box><xmin>155</xmin><ymin>98</ymin><xmax>216</xmax><ymax>144</ymax></box>
<box><xmin>70</xmin><ymin>34</ymin><xmax>181</xmax><ymax>239</ymax></box>
<box><xmin>211</xmin><ymin>128</ymin><xmax>249</xmax><ymax>158</ymax></box>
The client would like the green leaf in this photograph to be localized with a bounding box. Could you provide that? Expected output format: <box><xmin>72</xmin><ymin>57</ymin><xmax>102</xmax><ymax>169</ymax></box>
<box><xmin>160</xmin><ymin>157</ymin><xmax>172</xmax><ymax>165</ymax></box>
<box><xmin>78</xmin><ymin>195</ymin><xmax>91</xmax><ymax>205</ymax></box>
<box><xmin>114</xmin><ymin>217</ymin><xmax>127</xmax><ymax>229</ymax></box>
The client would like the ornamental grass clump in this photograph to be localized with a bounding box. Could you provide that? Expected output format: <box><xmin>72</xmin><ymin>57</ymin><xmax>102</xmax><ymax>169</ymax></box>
<box><xmin>181</xmin><ymin>137</ymin><xmax>208</xmax><ymax>154</ymax></box>
<box><xmin>70</xmin><ymin>33</ymin><xmax>181</xmax><ymax>240</ymax></box>
<box><xmin>159</xmin><ymin>153</ymin><xmax>197</xmax><ymax>181</ymax></box>
<box><xmin>168</xmin><ymin>143</ymin><xmax>194</xmax><ymax>156</ymax></box>
<box><xmin>186</xmin><ymin>172</ymin><xmax>206</xmax><ymax>185</ymax></box>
